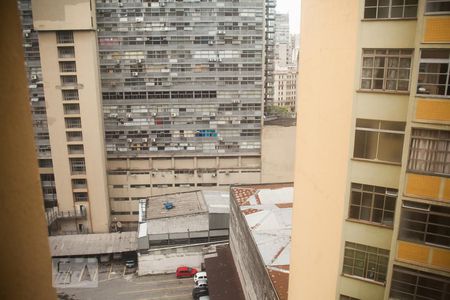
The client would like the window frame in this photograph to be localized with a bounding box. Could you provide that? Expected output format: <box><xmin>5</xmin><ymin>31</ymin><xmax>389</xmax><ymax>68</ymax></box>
<box><xmin>353</xmin><ymin>118</ymin><xmax>406</xmax><ymax>164</ymax></box>
<box><xmin>348</xmin><ymin>182</ymin><xmax>398</xmax><ymax>227</ymax></box>
<box><xmin>342</xmin><ymin>241</ymin><xmax>390</xmax><ymax>284</ymax></box>
<box><xmin>417</xmin><ymin>49</ymin><xmax>450</xmax><ymax>98</ymax></box>
<box><xmin>407</xmin><ymin>128</ymin><xmax>450</xmax><ymax>177</ymax></box>
<box><xmin>360</xmin><ymin>49</ymin><xmax>414</xmax><ymax>93</ymax></box>
<box><xmin>399</xmin><ymin>200</ymin><xmax>450</xmax><ymax>249</ymax></box>
<box><xmin>363</xmin><ymin>0</ymin><xmax>419</xmax><ymax>20</ymax></box>
<box><xmin>390</xmin><ymin>265</ymin><xmax>450</xmax><ymax>299</ymax></box>
<box><xmin>425</xmin><ymin>0</ymin><xmax>450</xmax><ymax>14</ymax></box>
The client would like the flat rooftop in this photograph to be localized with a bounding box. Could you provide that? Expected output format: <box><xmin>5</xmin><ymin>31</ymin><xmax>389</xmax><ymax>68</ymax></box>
<box><xmin>49</xmin><ymin>232</ymin><xmax>137</xmax><ymax>257</ymax></box>
<box><xmin>231</xmin><ymin>183</ymin><xmax>293</xmax><ymax>300</ymax></box>
<box><xmin>146</xmin><ymin>191</ymin><xmax>208</xmax><ymax>220</ymax></box>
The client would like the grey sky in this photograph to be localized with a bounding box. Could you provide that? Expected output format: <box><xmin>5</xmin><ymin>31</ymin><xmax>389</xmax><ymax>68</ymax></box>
<box><xmin>276</xmin><ymin>0</ymin><xmax>301</xmax><ymax>34</ymax></box>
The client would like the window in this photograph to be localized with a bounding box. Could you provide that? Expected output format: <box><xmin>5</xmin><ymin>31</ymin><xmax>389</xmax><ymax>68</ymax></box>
<box><xmin>65</xmin><ymin>117</ymin><xmax>81</xmax><ymax>129</ymax></box>
<box><xmin>417</xmin><ymin>49</ymin><xmax>450</xmax><ymax>97</ymax></box>
<box><xmin>361</xmin><ymin>49</ymin><xmax>413</xmax><ymax>92</ymax></box>
<box><xmin>390</xmin><ymin>265</ymin><xmax>450</xmax><ymax>299</ymax></box>
<box><xmin>62</xmin><ymin>90</ymin><xmax>79</xmax><ymax>101</ymax></box>
<box><xmin>342</xmin><ymin>242</ymin><xmax>389</xmax><ymax>283</ymax></box>
<box><xmin>426</xmin><ymin>0</ymin><xmax>450</xmax><ymax>13</ymax></box>
<box><xmin>72</xmin><ymin>179</ymin><xmax>87</xmax><ymax>189</ymax></box>
<box><xmin>399</xmin><ymin>200</ymin><xmax>450</xmax><ymax>248</ymax></box>
<box><xmin>63</xmin><ymin>103</ymin><xmax>80</xmax><ymax>115</ymax></box>
<box><xmin>353</xmin><ymin>119</ymin><xmax>406</xmax><ymax>163</ymax></box>
<box><xmin>61</xmin><ymin>75</ymin><xmax>77</xmax><ymax>85</ymax></box>
<box><xmin>69</xmin><ymin>158</ymin><xmax>86</xmax><ymax>174</ymax></box>
<box><xmin>67</xmin><ymin>144</ymin><xmax>84</xmax><ymax>154</ymax></box>
<box><xmin>56</xmin><ymin>31</ymin><xmax>74</xmax><ymax>44</ymax></box>
<box><xmin>59</xmin><ymin>61</ymin><xmax>76</xmax><ymax>73</ymax></box>
<box><xmin>38</xmin><ymin>159</ymin><xmax>53</xmax><ymax>168</ymax></box>
<box><xmin>58</xmin><ymin>46</ymin><xmax>75</xmax><ymax>58</ymax></box>
<box><xmin>364</xmin><ymin>0</ymin><xmax>418</xmax><ymax>19</ymax></box>
<box><xmin>73</xmin><ymin>192</ymin><xmax>88</xmax><ymax>201</ymax></box>
<box><xmin>66</xmin><ymin>131</ymin><xmax>83</xmax><ymax>142</ymax></box>
<box><xmin>348</xmin><ymin>183</ymin><xmax>397</xmax><ymax>226</ymax></box>
<box><xmin>408</xmin><ymin>128</ymin><xmax>450</xmax><ymax>176</ymax></box>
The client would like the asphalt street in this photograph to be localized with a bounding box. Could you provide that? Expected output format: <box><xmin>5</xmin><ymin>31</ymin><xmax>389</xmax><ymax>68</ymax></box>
<box><xmin>57</xmin><ymin>273</ymin><xmax>194</xmax><ymax>300</ymax></box>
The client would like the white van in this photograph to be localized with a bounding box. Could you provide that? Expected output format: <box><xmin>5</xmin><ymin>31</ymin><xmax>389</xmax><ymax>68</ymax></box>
<box><xmin>194</xmin><ymin>271</ymin><xmax>207</xmax><ymax>284</ymax></box>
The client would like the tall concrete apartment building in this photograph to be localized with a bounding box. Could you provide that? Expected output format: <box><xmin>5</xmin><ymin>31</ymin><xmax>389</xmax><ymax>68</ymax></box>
<box><xmin>19</xmin><ymin>0</ymin><xmax>268</xmax><ymax>233</ymax></box>
<box><xmin>274</xmin><ymin>13</ymin><xmax>290</xmax><ymax>68</ymax></box>
<box><xmin>290</xmin><ymin>0</ymin><xmax>449</xmax><ymax>299</ymax></box>
<box><xmin>263</xmin><ymin>0</ymin><xmax>275</xmax><ymax>107</ymax></box>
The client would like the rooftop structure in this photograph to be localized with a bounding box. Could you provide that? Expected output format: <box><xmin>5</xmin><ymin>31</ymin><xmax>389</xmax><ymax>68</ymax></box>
<box><xmin>49</xmin><ymin>232</ymin><xmax>137</xmax><ymax>257</ymax></box>
<box><xmin>138</xmin><ymin>190</ymin><xmax>230</xmax><ymax>248</ymax></box>
<box><xmin>230</xmin><ymin>183</ymin><xmax>293</xmax><ymax>300</ymax></box>
<box><xmin>146</xmin><ymin>191</ymin><xmax>207</xmax><ymax>221</ymax></box>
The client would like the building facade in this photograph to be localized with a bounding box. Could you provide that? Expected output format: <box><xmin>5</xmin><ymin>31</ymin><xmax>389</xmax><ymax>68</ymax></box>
<box><xmin>289</xmin><ymin>0</ymin><xmax>450</xmax><ymax>299</ymax></box>
<box><xmin>19</xmin><ymin>0</ymin><xmax>275</xmax><ymax>233</ymax></box>
<box><xmin>274</xmin><ymin>13</ymin><xmax>290</xmax><ymax>68</ymax></box>
<box><xmin>273</xmin><ymin>67</ymin><xmax>297</xmax><ymax>112</ymax></box>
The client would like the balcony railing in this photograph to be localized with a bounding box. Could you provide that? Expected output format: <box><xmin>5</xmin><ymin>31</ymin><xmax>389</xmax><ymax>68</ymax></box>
<box><xmin>45</xmin><ymin>207</ymin><xmax>87</xmax><ymax>225</ymax></box>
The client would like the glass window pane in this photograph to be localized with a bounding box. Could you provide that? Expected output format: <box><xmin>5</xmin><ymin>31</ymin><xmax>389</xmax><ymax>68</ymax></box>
<box><xmin>378</xmin><ymin>132</ymin><xmax>404</xmax><ymax>163</ymax></box>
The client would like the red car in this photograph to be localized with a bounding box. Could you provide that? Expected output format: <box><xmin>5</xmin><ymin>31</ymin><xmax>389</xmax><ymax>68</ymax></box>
<box><xmin>176</xmin><ymin>266</ymin><xmax>198</xmax><ymax>278</ymax></box>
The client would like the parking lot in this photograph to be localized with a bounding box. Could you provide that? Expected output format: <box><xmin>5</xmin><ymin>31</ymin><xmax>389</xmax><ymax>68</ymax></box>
<box><xmin>57</xmin><ymin>273</ymin><xmax>195</xmax><ymax>300</ymax></box>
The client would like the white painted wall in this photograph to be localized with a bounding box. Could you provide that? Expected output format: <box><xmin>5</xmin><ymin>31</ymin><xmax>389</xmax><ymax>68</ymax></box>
<box><xmin>138</xmin><ymin>244</ymin><xmax>204</xmax><ymax>276</ymax></box>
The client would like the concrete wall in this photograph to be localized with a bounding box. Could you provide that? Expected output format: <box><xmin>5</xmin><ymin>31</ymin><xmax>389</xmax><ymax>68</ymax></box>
<box><xmin>138</xmin><ymin>244</ymin><xmax>204</xmax><ymax>276</ymax></box>
<box><xmin>261</xmin><ymin>124</ymin><xmax>296</xmax><ymax>183</ymax></box>
<box><xmin>229</xmin><ymin>194</ymin><xmax>278</xmax><ymax>300</ymax></box>
<box><xmin>288</xmin><ymin>0</ymin><xmax>360</xmax><ymax>299</ymax></box>
<box><xmin>32</xmin><ymin>0</ymin><xmax>95</xmax><ymax>31</ymax></box>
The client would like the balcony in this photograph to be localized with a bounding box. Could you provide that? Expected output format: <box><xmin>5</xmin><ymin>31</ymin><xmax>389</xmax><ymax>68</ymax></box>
<box><xmin>45</xmin><ymin>207</ymin><xmax>87</xmax><ymax>226</ymax></box>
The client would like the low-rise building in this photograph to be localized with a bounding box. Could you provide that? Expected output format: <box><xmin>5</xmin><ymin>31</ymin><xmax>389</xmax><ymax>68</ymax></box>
<box><xmin>230</xmin><ymin>183</ymin><xmax>293</xmax><ymax>300</ymax></box>
<box><xmin>136</xmin><ymin>190</ymin><xmax>230</xmax><ymax>275</ymax></box>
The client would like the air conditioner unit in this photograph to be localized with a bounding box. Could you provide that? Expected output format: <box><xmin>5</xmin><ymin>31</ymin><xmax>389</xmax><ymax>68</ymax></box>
<box><xmin>136</xmin><ymin>17</ymin><xmax>144</xmax><ymax>22</ymax></box>
<box><xmin>208</xmin><ymin>40</ymin><xmax>214</xmax><ymax>45</ymax></box>
<box><xmin>131</xmin><ymin>72</ymin><xmax>139</xmax><ymax>77</ymax></box>
<box><xmin>126</xmin><ymin>113</ymin><xmax>132</xmax><ymax>118</ymax></box>
<box><xmin>142</xmin><ymin>138</ymin><xmax>148</xmax><ymax>142</ymax></box>
<box><xmin>137</xmin><ymin>59</ymin><xmax>143</xmax><ymax>63</ymax></box>
<box><xmin>160</xmin><ymin>3</ymin><xmax>166</xmax><ymax>6</ymax></box>
<box><xmin>232</xmin><ymin>99</ymin><xmax>240</xmax><ymax>104</ymax></box>
<box><xmin>118</xmin><ymin>2</ymin><xmax>123</xmax><ymax>7</ymax></box>
<box><xmin>31</xmin><ymin>97</ymin><xmax>39</xmax><ymax>102</ymax></box>
<box><xmin>127</xmin><ymin>138</ymin><xmax>133</xmax><ymax>143</ymax></box>
<box><xmin>151</xmin><ymin>138</ymin><xmax>156</xmax><ymax>142</ymax></box>
<box><xmin>151</xmin><ymin>112</ymin><xmax>157</xmax><ymax>116</ymax></box>
<box><xmin>212</xmin><ymin>173</ymin><xmax>217</xmax><ymax>177</ymax></box>
<box><xmin>210</xmin><ymin>112</ymin><xmax>216</xmax><ymax>117</ymax></box>
<box><xmin>31</xmin><ymin>74</ymin><xmax>37</xmax><ymax>80</ymax></box>
<box><xmin>109</xmin><ymin>113</ymin><xmax>118</xmax><ymax>118</ymax></box>
<box><xmin>171</xmin><ymin>113</ymin><xmax>178</xmax><ymax>117</ymax></box>
<box><xmin>24</xmin><ymin>33</ymin><xmax>29</xmax><ymax>38</ymax></box>
<box><xmin>217</xmin><ymin>58</ymin><xmax>222</xmax><ymax>62</ymax></box>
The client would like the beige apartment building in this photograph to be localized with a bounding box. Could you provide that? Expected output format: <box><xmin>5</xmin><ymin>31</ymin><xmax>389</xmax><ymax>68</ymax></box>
<box><xmin>30</xmin><ymin>0</ymin><xmax>110</xmax><ymax>234</ymax></box>
<box><xmin>289</xmin><ymin>0</ymin><xmax>449</xmax><ymax>299</ymax></box>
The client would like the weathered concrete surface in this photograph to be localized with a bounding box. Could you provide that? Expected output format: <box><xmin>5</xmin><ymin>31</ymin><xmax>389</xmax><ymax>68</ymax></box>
<box><xmin>138</xmin><ymin>244</ymin><xmax>204</xmax><ymax>276</ymax></box>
